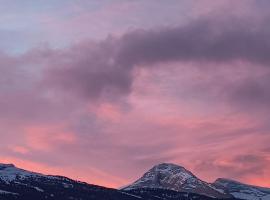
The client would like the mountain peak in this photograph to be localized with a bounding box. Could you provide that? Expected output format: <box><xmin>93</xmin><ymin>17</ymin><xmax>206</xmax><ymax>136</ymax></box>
<box><xmin>214</xmin><ymin>178</ymin><xmax>246</xmax><ymax>186</ymax></box>
<box><xmin>0</xmin><ymin>163</ymin><xmax>45</xmax><ymax>184</ymax></box>
<box><xmin>123</xmin><ymin>163</ymin><xmax>233</xmax><ymax>198</ymax></box>
<box><xmin>123</xmin><ymin>163</ymin><xmax>195</xmax><ymax>191</ymax></box>
<box><xmin>152</xmin><ymin>162</ymin><xmax>188</xmax><ymax>170</ymax></box>
<box><xmin>0</xmin><ymin>163</ymin><xmax>15</xmax><ymax>169</ymax></box>
<box><xmin>213</xmin><ymin>178</ymin><xmax>270</xmax><ymax>200</ymax></box>
<box><xmin>147</xmin><ymin>162</ymin><xmax>191</xmax><ymax>178</ymax></box>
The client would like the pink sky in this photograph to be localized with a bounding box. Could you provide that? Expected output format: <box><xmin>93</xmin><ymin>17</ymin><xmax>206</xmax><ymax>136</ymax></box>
<box><xmin>0</xmin><ymin>0</ymin><xmax>270</xmax><ymax>188</ymax></box>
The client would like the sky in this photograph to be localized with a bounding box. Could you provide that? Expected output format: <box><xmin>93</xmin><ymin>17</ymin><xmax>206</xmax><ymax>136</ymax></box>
<box><xmin>0</xmin><ymin>0</ymin><xmax>270</xmax><ymax>188</ymax></box>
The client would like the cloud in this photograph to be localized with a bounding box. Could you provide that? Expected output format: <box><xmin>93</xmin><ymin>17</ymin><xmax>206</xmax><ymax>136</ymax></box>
<box><xmin>40</xmin><ymin>12</ymin><xmax>270</xmax><ymax>104</ymax></box>
<box><xmin>227</xmin><ymin>73</ymin><xmax>270</xmax><ymax>110</ymax></box>
<box><xmin>2</xmin><ymin>7</ymin><xmax>269</xmax><ymax>106</ymax></box>
<box><xmin>1</xmin><ymin>1</ymin><xmax>270</xmax><ymax>188</ymax></box>
<box><xmin>194</xmin><ymin>154</ymin><xmax>269</xmax><ymax>183</ymax></box>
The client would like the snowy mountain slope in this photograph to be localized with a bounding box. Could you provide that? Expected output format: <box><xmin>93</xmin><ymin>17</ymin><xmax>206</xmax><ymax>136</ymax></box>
<box><xmin>122</xmin><ymin>163</ymin><xmax>232</xmax><ymax>198</ymax></box>
<box><xmin>1</xmin><ymin>162</ymin><xmax>269</xmax><ymax>200</ymax></box>
<box><xmin>0</xmin><ymin>163</ymin><xmax>230</xmax><ymax>200</ymax></box>
<box><xmin>0</xmin><ymin>163</ymin><xmax>48</xmax><ymax>183</ymax></box>
<box><xmin>213</xmin><ymin>178</ymin><xmax>270</xmax><ymax>200</ymax></box>
<box><xmin>0</xmin><ymin>163</ymin><xmax>142</xmax><ymax>200</ymax></box>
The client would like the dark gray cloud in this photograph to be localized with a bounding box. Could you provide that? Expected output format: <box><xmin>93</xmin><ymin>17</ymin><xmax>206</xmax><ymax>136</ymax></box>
<box><xmin>228</xmin><ymin>74</ymin><xmax>270</xmax><ymax>109</ymax></box>
<box><xmin>1</xmin><ymin>9</ymin><xmax>270</xmax><ymax>140</ymax></box>
<box><xmin>42</xmin><ymin>14</ymin><xmax>270</xmax><ymax>102</ymax></box>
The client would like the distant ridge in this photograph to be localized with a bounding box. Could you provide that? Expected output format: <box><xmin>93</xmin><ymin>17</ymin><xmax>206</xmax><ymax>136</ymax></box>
<box><xmin>0</xmin><ymin>162</ymin><xmax>269</xmax><ymax>200</ymax></box>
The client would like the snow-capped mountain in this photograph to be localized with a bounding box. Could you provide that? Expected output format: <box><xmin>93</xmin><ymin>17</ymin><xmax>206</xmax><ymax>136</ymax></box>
<box><xmin>0</xmin><ymin>163</ymin><xmax>49</xmax><ymax>184</ymax></box>
<box><xmin>123</xmin><ymin>163</ymin><xmax>232</xmax><ymax>198</ymax></box>
<box><xmin>213</xmin><ymin>178</ymin><xmax>270</xmax><ymax>200</ymax></box>
<box><xmin>0</xmin><ymin>163</ymin><xmax>229</xmax><ymax>200</ymax></box>
<box><xmin>0</xmin><ymin>163</ymin><xmax>141</xmax><ymax>200</ymax></box>
<box><xmin>123</xmin><ymin>163</ymin><xmax>270</xmax><ymax>200</ymax></box>
<box><xmin>0</xmin><ymin>162</ymin><xmax>268</xmax><ymax>200</ymax></box>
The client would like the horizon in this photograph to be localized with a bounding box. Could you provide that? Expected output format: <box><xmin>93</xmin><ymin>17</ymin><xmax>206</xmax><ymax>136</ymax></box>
<box><xmin>0</xmin><ymin>0</ymin><xmax>270</xmax><ymax>189</ymax></box>
<box><xmin>1</xmin><ymin>161</ymin><xmax>268</xmax><ymax>189</ymax></box>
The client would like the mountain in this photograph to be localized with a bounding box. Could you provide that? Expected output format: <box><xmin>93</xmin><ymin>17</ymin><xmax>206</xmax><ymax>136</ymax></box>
<box><xmin>0</xmin><ymin>162</ymin><xmax>268</xmax><ymax>200</ymax></box>
<box><xmin>0</xmin><ymin>163</ymin><xmax>231</xmax><ymax>200</ymax></box>
<box><xmin>123</xmin><ymin>163</ymin><xmax>270</xmax><ymax>200</ymax></box>
<box><xmin>122</xmin><ymin>163</ymin><xmax>232</xmax><ymax>198</ymax></box>
<box><xmin>0</xmin><ymin>163</ymin><xmax>142</xmax><ymax>200</ymax></box>
<box><xmin>213</xmin><ymin>178</ymin><xmax>270</xmax><ymax>200</ymax></box>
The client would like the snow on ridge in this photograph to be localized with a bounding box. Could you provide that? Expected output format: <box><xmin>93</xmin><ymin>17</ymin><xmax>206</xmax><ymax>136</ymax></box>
<box><xmin>215</xmin><ymin>178</ymin><xmax>270</xmax><ymax>192</ymax></box>
<box><xmin>0</xmin><ymin>164</ymin><xmax>15</xmax><ymax>168</ymax></box>
<box><xmin>0</xmin><ymin>163</ymin><xmax>43</xmax><ymax>183</ymax></box>
<box><xmin>0</xmin><ymin>189</ymin><xmax>18</xmax><ymax>195</ymax></box>
<box><xmin>124</xmin><ymin>163</ymin><xmax>216</xmax><ymax>195</ymax></box>
<box><xmin>33</xmin><ymin>186</ymin><xmax>44</xmax><ymax>192</ymax></box>
<box><xmin>0</xmin><ymin>163</ymin><xmax>69</xmax><ymax>184</ymax></box>
<box><xmin>214</xmin><ymin>178</ymin><xmax>270</xmax><ymax>199</ymax></box>
<box><xmin>126</xmin><ymin>163</ymin><xmax>194</xmax><ymax>189</ymax></box>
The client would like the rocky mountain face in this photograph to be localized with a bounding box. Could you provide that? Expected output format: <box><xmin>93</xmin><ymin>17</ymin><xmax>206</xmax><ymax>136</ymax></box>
<box><xmin>0</xmin><ymin>163</ymin><xmax>231</xmax><ymax>200</ymax></box>
<box><xmin>0</xmin><ymin>162</ymin><xmax>269</xmax><ymax>200</ymax></box>
<box><xmin>123</xmin><ymin>163</ymin><xmax>270</xmax><ymax>200</ymax></box>
<box><xmin>122</xmin><ymin>163</ymin><xmax>231</xmax><ymax>198</ymax></box>
<box><xmin>213</xmin><ymin>178</ymin><xmax>270</xmax><ymax>200</ymax></box>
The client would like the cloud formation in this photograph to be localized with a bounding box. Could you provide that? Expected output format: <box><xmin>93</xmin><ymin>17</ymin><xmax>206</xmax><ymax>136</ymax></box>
<box><xmin>41</xmin><ymin>12</ymin><xmax>270</xmax><ymax>105</ymax></box>
<box><xmin>0</xmin><ymin>0</ymin><xmax>270</xmax><ymax>188</ymax></box>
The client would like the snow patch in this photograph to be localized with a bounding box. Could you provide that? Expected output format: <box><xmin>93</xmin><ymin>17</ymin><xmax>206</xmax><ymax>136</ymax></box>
<box><xmin>0</xmin><ymin>189</ymin><xmax>18</xmax><ymax>195</ymax></box>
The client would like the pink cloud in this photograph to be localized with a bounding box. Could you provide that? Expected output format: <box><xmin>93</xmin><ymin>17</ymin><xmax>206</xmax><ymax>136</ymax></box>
<box><xmin>23</xmin><ymin>125</ymin><xmax>77</xmax><ymax>151</ymax></box>
<box><xmin>0</xmin><ymin>156</ymin><xmax>126</xmax><ymax>188</ymax></box>
<box><xmin>93</xmin><ymin>103</ymin><xmax>123</xmax><ymax>122</ymax></box>
<box><xmin>1</xmin><ymin>2</ymin><xmax>270</xmax><ymax>189</ymax></box>
<box><xmin>9</xmin><ymin>146</ymin><xmax>29</xmax><ymax>154</ymax></box>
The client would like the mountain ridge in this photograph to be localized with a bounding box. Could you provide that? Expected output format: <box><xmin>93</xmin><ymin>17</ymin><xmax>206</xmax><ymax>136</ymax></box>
<box><xmin>123</xmin><ymin>163</ymin><xmax>232</xmax><ymax>198</ymax></box>
<box><xmin>0</xmin><ymin>162</ymin><xmax>269</xmax><ymax>200</ymax></box>
<box><xmin>123</xmin><ymin>163</ymin><xmax>270</xmax><ymax>200</ymax></box>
